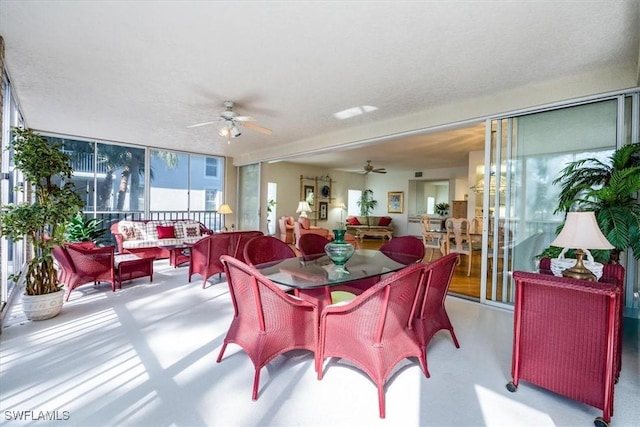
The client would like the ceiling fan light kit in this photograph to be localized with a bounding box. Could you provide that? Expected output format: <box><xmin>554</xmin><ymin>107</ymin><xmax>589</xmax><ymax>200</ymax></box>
<box><xmin>188</xmin><ymin>100</ymin><xmax>272</xmax><ymax>142</ymax></box>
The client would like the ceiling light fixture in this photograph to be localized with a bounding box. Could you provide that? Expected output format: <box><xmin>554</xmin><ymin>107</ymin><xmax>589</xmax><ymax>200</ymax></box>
<box><xmin>333</xmin><ymin>105</ymin><xmax>378</xmax><ymax>120</ymax></box>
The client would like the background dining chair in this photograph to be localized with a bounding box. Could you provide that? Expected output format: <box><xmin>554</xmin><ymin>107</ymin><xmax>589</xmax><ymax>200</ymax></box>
<box><xmin>316</xmin><ymin>263</ymin><xmax>428</xmax><ymax>418</ymax></box>
<box><xmin>421</xmin><ymin>215</ymin><xmax>443</xmax><ymax>261</ymax></box>
<box><xmin>379</xmin><ymin>235</ymin><xmax>425</xmax><ymax>264</ymax></box>
<box><xmin>56</xmin><ymin>243</ymin><xmax>116</xmax><ymax>301</ymax></box>
<box><xmin>413</xmin><ymin>253</ymin><xmax>460</xmax><ymax>378</ymax></box>
<box><xmin>217</xmin><ymin>255</ymin><xmax>318</xmax><ymax>400</ymax></box>
<box><xmin>444</xmin><ymin>217</ymin><xmax>478</xmax><ymax>276</ymax></box>
<box><xmin>243</xmin><ymin>235</ymin><xmax>296</xmax><ymax>267</ymax></box>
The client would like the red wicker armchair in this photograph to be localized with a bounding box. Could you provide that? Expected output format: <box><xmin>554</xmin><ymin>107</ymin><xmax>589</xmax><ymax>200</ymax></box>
<box><xmin>53</xmin><ymin>243</ymin><xmax>116</xmax><ymax>301</ymax></box>
<box><xmin>188</xmin><ymin>231</ymin><xmax>263</xmax><ymax>288</ymax></box>
<box><xmin>412</xmin><ymin>253</ymin><xmax>460</xmax><ymax>378</ymax></box>
<box><xmin>317</xmin><ymin>263</ymin><xmax>428</xmax><ymax>418</ymax></box>
<box><xmin>216</xmin><ymin>255</ymin><xmax>318</xmax><ymax>400</ymax></box>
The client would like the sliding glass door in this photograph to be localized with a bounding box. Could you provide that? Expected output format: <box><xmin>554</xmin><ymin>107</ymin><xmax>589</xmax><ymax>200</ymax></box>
<box><xmin>482</xmin><ymin>99</ymin><xmax>621</xmax><ymax>307</ymax></box>
<box><xmin>238</xmin><ymin>163</ymin><xmax>260</xmax><ymax>231</ymax></box>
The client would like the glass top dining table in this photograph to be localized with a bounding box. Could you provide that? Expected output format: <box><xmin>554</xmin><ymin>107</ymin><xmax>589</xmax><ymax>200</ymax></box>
<box><xmin>254</xmin><ymin>249</ymin><xmax>417</xmax><ymax>290</ymax></box>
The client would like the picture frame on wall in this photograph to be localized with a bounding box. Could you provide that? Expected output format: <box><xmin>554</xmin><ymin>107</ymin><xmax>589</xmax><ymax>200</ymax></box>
<box><xmin>387</xmin><ymin>191</ymin><xmax>404</xmax><ymax>214</ymax></box>
<box><xmin>319</xmin><ymin>201</ymin><xmax>328</xmax><ymax>220</ymax></box>
<box><xmin>304</xmin><ymin>185</ymin><xmax>315</xmax><ymax>205</ymax></box>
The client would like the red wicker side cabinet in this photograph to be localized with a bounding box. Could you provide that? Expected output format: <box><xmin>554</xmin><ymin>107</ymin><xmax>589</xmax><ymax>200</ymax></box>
<box><xmin>507</xmin><ymin>271</ymin><xmax>621</xmax><ymax>427</ymax></box>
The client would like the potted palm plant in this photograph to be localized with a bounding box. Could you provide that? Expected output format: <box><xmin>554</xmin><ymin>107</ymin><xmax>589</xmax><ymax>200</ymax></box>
<box><xmin>357</xmin><ymin>189</ymin><xmax>377</xmax><ymax>226</ymax></box>
<box><xmin>1</xmin><ymin>128</ymin><xmax>83</xmax><ymax>320</ymax></box>
<box><xmin>539</xmin><ymin>142</ymin><xmax>640</xmax><ymax>264</ymax></box>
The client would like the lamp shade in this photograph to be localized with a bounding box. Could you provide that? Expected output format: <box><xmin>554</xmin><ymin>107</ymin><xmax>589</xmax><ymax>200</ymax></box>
<box><xmin>218</xmin><ymin>204</ymin><xmax>233</xmax><ymax>215</ymax></box>
<box><xmin>296</xmin><ymin>201</ymin><xmax>312</xmax><ymax>217</ymax></box>
<box><xmin>550</xmin><ymin>211</ymin><xmax>613</xmax><ymax>250</ymax></box>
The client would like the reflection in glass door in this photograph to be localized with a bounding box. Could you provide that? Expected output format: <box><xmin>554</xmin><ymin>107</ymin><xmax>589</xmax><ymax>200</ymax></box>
<box><xmin>482</xmin><ymin>99</ymin><xmax>619</xmax><ymax>307</ymax></box>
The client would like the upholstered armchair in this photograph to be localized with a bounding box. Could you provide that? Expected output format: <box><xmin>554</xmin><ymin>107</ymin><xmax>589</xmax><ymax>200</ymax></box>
<box><xmin>293</xmin><ymin>217</ymin><xmax>331</xmax><ymax>249</ymax></box>
<box><xmin>278</xmin><ymin>216</ymin><xmax>295</xmax><ymax>244</ymax></box>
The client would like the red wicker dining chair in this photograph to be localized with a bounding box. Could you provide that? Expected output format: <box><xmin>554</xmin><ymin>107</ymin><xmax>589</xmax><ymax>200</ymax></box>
<box><xmin>233</xmin><ymin>230</ymin><xmax>264</xmax><ymax>264</ymax></box>
<box><xmin>297</xmin><ymin>233</ymin><xmax>364</xmax><ymax>305</ymax></box>
<box><xmin>297</xmin><ymin>233</ymin><xmax>330</xmax><ymax>261</ymax></box>
<box><xmin>217</xmin><ymin>255</ymin><xmax>319</xmax><ymax>401</ymax></box>
<box><xmin>316</xmin><ymin>263</ymin><xmax>428</xmax><ymax>418</ymax></box>
<box><xmin>55</xmin><ymin>243</ymin><xmax>116</xmax><ymax>301</ymax></box>
<box><xmin>379</xmin><ymin>235</ymin><xmax>425</xmax><ymax>264</ymax></box>
<box><xmin>412</xmin><ymin>253</ymin><xmax>460</xmax><ymax>378</ymax></box>
<box><xmin>243</xmin><ymin>235</ymin><xmax>296</xmax><ymax>267</ymax></box>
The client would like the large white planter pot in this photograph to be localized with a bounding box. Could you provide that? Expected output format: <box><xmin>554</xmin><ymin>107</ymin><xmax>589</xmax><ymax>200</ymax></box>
<box><xmin>21</xmin><ymin>290</ymin><xmax>64</xmax><ymax>321</ymax></box>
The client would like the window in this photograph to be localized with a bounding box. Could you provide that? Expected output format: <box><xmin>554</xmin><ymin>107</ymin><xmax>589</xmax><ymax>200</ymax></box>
<box><xmin>347</xmin><ymin>189</ymin><xmax>361</xmax><ymax>216</ymax></box>
<box><xmin>205</xmin><ymin>157</ymin><xmax>218</xmax><ymax>178</ymax></box>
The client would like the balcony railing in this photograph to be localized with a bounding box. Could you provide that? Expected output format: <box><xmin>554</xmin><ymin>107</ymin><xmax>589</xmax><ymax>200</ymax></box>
<box><xmin>63</xmin><ymin>150</ymin><xmax>110</xmax><ymax>174</ymax></box>
<box><xmin>91</xmin><ymin>210</ymin><xmax>225</xmax><ymax>248</ymax></box>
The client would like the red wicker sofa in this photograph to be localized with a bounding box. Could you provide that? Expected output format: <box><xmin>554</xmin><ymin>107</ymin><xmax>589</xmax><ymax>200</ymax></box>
<box><xmin>110</xmin><ymin>219</ymin><xmax>213</xmax><ymax>259</ymax></box>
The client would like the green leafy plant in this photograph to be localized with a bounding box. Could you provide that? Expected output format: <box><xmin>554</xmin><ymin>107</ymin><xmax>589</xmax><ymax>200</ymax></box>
<box><xmin>546</xmin><ymin>142</ymin><xmax>640</xmax><ymax>262</ymax></box>
<box><xmin>357</xmin><ymin>189</ymin><xmax>377</xmax><ymax>226</ymax></box>
<box><xmin>64</xmin><ymin>212</ymin><xmax>106</xmax><ymax>244</ymax></box>
<box><xmin>266</xmin><ymin>199</ymin><xmax>276</xmax><ymax>214</ymax></box>
<box><xmin>435</xmin><ymin>202</ymin><xmax>450</xmax><ymax>217</ymax></box>
<box><xmin>0</xmin><ymin>128</ymin><xmax>84</xmax><ymax>295</ymax></box>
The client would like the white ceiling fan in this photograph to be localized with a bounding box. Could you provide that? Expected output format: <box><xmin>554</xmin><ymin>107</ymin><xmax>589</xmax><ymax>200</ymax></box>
<box><xmin>188</xmin><ymin>100</ymin><xmax>272</xmax><ymax>143</ymax></box>
<box><xmin>362</xmin><ymin>160</ymin><xmax>387</xmax><ymax>174</ymax></box>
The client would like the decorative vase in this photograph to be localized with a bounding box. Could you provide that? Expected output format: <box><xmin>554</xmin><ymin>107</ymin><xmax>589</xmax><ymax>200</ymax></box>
<box><xmin>21</xmin><ymin>290</ymin><xmax>64</xmax><ymax>321</ymax></box>
<box><xmin>324</xmin><ymin>230</ymin><xmax>355</xmax><ymax>273</ymax></box>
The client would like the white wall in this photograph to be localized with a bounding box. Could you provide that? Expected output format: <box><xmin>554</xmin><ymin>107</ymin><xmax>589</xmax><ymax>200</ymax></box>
<box><xmin>266</xmin><ymin>162</ymin><xmax>366</xmax><ymax>231</ymax></box>
<box><xmin>364</xmin><ymin>166</ymin><xmax>468</xmax><ymax>236</ymax></box>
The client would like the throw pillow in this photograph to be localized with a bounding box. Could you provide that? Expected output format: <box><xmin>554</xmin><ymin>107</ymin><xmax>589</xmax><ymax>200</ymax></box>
<box><xmin>120</xmin><ymin>225</ymin><xmax>137</xmax><ymax>240</ymax></box>
<box><xmin>346</xmin><ymin>217</ymin><xmax>360</xmax><ymax>225</ymax></box>
<box><xmin>182</xmin><ymin>223</ymin><xmax>201</xmax><ymax>238</ymax></box>
<box><xmin>157</xmin><ymin>225</ymin><xmax>175</xmax><ymax>239</ymax></box>
<box><xmin>378</xmin><ymin>216</ymin><xmax>392</xmax><ymax>226</ymax></box>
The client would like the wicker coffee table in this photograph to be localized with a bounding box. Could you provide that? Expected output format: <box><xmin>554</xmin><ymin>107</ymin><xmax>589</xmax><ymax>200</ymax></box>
<box><xmin>114</xmin><ymin>254</ymin><xmax>154</xmax><ymax>289</ymax></box>
<box><xmin>355</xmin><ymin>229</ymin><xmax>393</xmax><ymax>240</ymax></box>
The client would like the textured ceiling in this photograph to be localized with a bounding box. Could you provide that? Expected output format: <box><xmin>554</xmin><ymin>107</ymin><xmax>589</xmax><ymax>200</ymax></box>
<box><xmin>0</xmin><ymin>1</ymin><xmax>638</xmax><ymax>172</ymax></box>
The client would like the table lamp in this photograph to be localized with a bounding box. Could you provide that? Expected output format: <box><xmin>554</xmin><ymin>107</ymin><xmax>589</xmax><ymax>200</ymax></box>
<box><xmin>218</xmin><ymin>203</ymin><xmax>232</xmax><ymax>231</ymax></box>
<box><xmin>550</xmin><ymin>211</ymin><xmax>614</xmax><ymax>281</ymax></box>
<box><xmin>218</xmin><ymin>204</ymin><xmax>232</xmax><ymax>215</ymax></box>
<box><xmin>296</xmin><ymin>201</ymin><xmax>312</xmax><ymax>219</ymax></box>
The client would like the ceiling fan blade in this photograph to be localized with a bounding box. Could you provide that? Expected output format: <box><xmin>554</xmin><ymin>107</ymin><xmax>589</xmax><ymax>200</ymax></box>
<box><xmin>234</xmin><ymin>115</ymin><xmax>256</xmax><ymax>122</ymax></box>
<box><xmin>373</xmin><ymin>169</ymin><xmax>387</xmax><ymax>174</ymax></box>
<box><xmin>187</xmin><ymin>120</ymin><xmax>218</xmax><ymax>128</ymax></box>
<box><xmin>241</xmin><ymin>121</ymin><xmax>272</xmax><ymax>135</ymax></box>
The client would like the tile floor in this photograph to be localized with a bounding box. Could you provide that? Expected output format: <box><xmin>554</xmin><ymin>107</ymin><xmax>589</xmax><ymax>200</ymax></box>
<box><xmin>1</xmin><ymin>259</ymin><xmax>638</xmax><ymax>427</ymax></box>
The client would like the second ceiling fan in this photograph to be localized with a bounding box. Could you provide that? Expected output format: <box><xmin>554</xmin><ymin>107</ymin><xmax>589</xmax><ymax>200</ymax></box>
<box><xmin>362</xmin><ymin>160</ymin><xmax>387</xmax><ymax>174</ymax></box>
